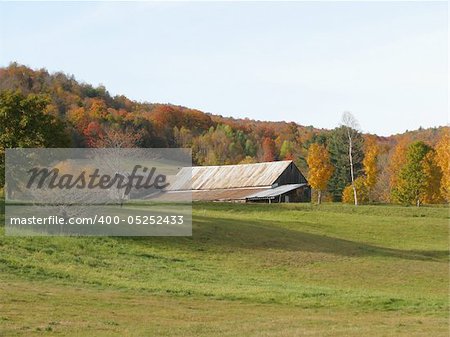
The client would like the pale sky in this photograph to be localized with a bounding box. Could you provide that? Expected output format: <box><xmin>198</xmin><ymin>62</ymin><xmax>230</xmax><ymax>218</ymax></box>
<box><xmin>0</xmin><ymin>1</ymin><xmax>447</xmax><ymax>136</ymax></box>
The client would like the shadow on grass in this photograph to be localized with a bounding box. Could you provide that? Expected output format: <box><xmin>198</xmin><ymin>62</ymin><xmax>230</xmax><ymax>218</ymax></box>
<box><xmin>0</xmin><ymin>199</ymin><xmax>446</xmax><ymax>262</ymax></box>
<box><xmin>125</xmin><ymin>214</ymin><xmax>448</xmax><ymax>262</ymax></box>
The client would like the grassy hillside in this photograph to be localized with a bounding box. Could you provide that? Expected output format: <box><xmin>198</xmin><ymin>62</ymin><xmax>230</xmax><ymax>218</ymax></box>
<box><xmin>0</xmin><ymin>202</ymin><xmax>448</xmax><ymax>336</ymax></box>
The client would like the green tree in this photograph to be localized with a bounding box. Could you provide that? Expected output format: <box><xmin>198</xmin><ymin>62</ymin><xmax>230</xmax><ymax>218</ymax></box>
<box><xmin>327</xmin><ymin>126</ymin><xmax>364</xmax><ymax>201</ymax></box>
<box><xmin>0</xmin><ymin>90</ymin><xmax>70</xmax><ymax>188</ymax></box>
<box><xmin>392</xmin><ymin>141</ymin><xmax>439</xmax><ymax>206</ymax></box>
<box><xmin>244</xmin><ymin>139</ymin><xmax>256</xmax><ymax>157</ymax></box>
<box><xmin>280</xmin><ymin>140</ymin><xmax>294</xmax><ymax>160</ymax></box>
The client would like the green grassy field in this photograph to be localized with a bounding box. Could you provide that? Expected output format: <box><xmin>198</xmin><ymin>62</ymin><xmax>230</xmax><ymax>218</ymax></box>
<box><xmin>0</xmin><ymin>201</ymin><xmax>448</xmax><ymax>336</ymax></box>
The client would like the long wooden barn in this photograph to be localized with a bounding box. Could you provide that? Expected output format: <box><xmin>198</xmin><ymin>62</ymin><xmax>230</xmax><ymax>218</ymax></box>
<box><xmin>164</xmin><ymin>160</ymin><xmax>311</xmax><ymax>203</ymax></box>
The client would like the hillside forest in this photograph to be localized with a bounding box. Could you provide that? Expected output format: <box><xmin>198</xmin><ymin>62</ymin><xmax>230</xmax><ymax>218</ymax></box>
<box><xmin>0</xmin><ymin>63</ymin><xmax>448</xmax><ymax>205</ymax></box>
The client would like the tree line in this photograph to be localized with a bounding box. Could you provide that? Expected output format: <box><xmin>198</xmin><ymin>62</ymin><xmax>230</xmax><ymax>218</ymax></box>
<box><xmin>0</xmin><ymin>63</ymin><xmax>448</xmax><ymax>205</ymax></box>
<box><xmin>307</xmin><ymin>112</ymin><xmax>449</xmax><ymax>206</ymax></box>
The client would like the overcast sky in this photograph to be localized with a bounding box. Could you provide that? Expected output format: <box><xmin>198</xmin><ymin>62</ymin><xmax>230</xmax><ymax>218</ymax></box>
<box><xmin>0</xmin><ymin>1</ymin><xmax>447</xmax><ymax>136</ymax></box>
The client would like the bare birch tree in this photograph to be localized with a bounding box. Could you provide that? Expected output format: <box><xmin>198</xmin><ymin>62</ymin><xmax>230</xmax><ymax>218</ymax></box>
<box><xmin>90</xmin><ymin>126</ymin><xmax>144</xmax><ymax>206</ymax></box>
<box><xmin>341</xmin><ymin>111</ymin><xmax>360</xmax><ymax>206</ymax></box>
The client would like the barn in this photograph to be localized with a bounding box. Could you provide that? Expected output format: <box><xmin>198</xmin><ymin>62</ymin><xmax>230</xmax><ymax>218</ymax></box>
<box><xmin>164</xmin><ymin>160</ymin><xmax>311</xmax><ymax>203</ymax></box>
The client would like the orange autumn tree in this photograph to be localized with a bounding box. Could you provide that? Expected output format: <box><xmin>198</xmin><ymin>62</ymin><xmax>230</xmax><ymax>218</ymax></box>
<box><xmin>307</xmin><ymin>143</ymin><xmax>334</xmax><ymax>204</ymax></box>
<box><xmin>262</xmin><ymin>137</ymin><xmax>276</xmax><ymax>162</ymax></box>
<box><xmin>435</xmin><ymin>132</ymin><xmax>450</xmax><ymax>201</ymax></box>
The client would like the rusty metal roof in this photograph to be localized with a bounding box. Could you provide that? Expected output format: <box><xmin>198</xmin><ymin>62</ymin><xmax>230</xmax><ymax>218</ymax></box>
<box><xmin>246</xmin><ymin>184</ymin><xmax>307</xmax><ymax>200</ymax></box>
<box><xmin>157</xmin><ymin>187</ymin><xmax>269</xmax><ymax>202</ymax></box>
<box><xmin>168</xmin><ymin>160</ymin><xmax>293</xmax><ymax>191</ymax></box>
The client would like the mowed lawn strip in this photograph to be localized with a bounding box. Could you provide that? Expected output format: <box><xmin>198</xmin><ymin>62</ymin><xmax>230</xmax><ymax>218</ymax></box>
<box><xmin>0</xmin><ymin>279</ymin><xmax>447</xmax><ymax>337</ymax></box>
<box><xmin>0</xmin><ymin>201</ymin><xmax>448</xmax><ymax>336</ymax></box>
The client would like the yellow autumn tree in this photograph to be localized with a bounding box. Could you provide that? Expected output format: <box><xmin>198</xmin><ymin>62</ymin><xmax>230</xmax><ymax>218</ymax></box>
<box><xmin>363</xmin><ymin>136</ymin><xmax>380</xmax><ymax>197</ymax></box>
<box><xmin>435</xmin><ymin>132</ymin><xmax>450</xmax><ymax>201</ymax></box>
<box><xmin>388</xmin><ymin>137</ymin><xmax>410</xmax><ymax>202</ymax></box>
<box><xmin>307</xmin><ymin>143</ymin><xmax>334</xmax><ymax>204</ymax></box>
<box><xmin>421</xmin><ymin>150</ymin><xmax>443</xmax><ymax>204</ymax></box>
<box><xmin>342</xmin><ymin>176</ymin><xmax>369</xmax><ymax>204</ymax></box>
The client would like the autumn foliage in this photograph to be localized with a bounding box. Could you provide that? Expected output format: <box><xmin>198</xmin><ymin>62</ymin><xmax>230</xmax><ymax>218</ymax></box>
<box><xmin>363</xmin><ymin>136</ymin><xmax>380</xmax><ymax>192</ymax></box>
<box><xmin>306</xmin><ymin>143</ymin><xmax>334</xmax><ymax>204</ymax></box>
<box><xmin>342</xmin><ymin>176</ymin><xmax>369</xmax><ymax>204</ymax></box>
<box><xmin>262</xmin><ymin>138</ymin><xmax>276</xmax><ymax>162</ymax></box>
<box><xmin>435</xmin><ymin>132</ymin><xmax>450</xmax><ymax>201</ymax></box>
<box><xmin>388</xmin><ymin>137</ymin><xmax>410</xmax><ymax>193</ymax></box>
<box><xmin>0</xmin><ymin>63</ymin><xmax>449</xmax><ymax>205</ymax></box>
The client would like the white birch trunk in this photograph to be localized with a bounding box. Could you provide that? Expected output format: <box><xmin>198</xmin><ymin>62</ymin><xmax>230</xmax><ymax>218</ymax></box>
<box><xmin>347</xmin><ymin>128</ymin><xmax>358</xmax><ymax>206</ymax></box>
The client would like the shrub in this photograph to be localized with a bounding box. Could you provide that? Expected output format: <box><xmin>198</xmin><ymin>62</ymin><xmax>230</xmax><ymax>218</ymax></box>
<box><xmin>342</xmin><ymin>176</ymin><xmax>369</xmax><ymax>204</ymax></box>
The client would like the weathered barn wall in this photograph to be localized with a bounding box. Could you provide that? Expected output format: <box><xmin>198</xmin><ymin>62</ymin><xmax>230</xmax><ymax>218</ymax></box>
<box><xmin>273</xmin><ymin>162</ymin><xmax>308</xmax><ymax>186</ymax></box>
